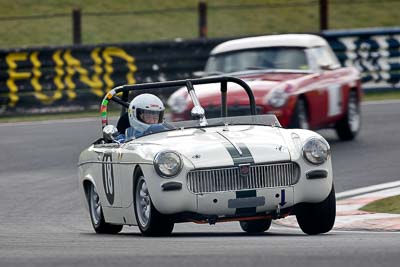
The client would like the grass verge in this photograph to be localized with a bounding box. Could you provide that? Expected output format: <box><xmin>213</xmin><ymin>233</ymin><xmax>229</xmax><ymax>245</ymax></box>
<box><xmin>0</xmin><ymin>0</ymin><xmax>400</xmax><ymax>48</ymax></box>
<box><xmin>363</xmin><ymin>90</ymin><xmax>400</xmax><ymax>101</ymax></box>
<box><xmin>360</xmin><ymin>195</ymin><xmax>400</xmax><ymax>214</ymax></box>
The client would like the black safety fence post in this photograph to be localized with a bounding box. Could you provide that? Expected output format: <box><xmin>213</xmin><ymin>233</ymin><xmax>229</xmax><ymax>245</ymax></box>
<box><xmin>198</xmin><ymin>1</ymin><xmax>207</xmax><ymax>38</ymax></box>
<box><xmin>319</xmin><ymin>0</ymin><xmax>328</xmax><ymax>31</ymax></box>
<box><xmin>72</xmin><ymin>9</ymin><xmax>82</xmax><ymax>45</ymax></box>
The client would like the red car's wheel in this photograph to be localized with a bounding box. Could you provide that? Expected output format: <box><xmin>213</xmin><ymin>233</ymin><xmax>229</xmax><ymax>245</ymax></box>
<box><xmin>335</xmin><ymin>91</ymin><xmax>361</xmax><ymax>141</ymax></box>
<box><xmin>289</xmin><ymin>98</ymin><xmax>309</xmax><ymax>129</ymax></box>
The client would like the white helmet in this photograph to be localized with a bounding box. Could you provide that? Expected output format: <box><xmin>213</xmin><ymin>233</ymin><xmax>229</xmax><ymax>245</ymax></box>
<box><xmin>128</xmin><ymin>94</ymin><xmax>165</xmax><ymax>132</ymax></box>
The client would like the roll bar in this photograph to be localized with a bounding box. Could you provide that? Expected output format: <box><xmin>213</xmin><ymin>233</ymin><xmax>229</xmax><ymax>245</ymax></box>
<box><xmin>100</xmin><ymin>76</ymin><xmax>256</xmax><ymax>128</ymax></box>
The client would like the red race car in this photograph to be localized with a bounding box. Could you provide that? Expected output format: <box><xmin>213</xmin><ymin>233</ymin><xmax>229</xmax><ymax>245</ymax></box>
<box><xmin>168</xmin><ymin>34</ymin><xmax>362</xmax><ymax>141</ymax></box>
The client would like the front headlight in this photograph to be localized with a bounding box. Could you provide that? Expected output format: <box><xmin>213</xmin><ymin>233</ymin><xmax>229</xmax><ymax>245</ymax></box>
<box><xmin>302</xmin><ymin>138</ymin><xmax>330</xmax><ymax>165</ymax></box>
<box><xmin>266</xmin><ymin>84</ymin><xmax>292</xmax><ymax>108</ymax></box>
<box><xmin>154</xmin><ymin>151</ymin><xmax>183</xmax><ymax>178</ymax></box>
<box><xmin>267</xmin><ymin>90</ymin><xmax>289</xmax><ymax>108</ymax></box>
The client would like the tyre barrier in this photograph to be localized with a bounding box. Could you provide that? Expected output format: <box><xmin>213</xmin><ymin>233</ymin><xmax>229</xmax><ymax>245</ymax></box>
<box><xmin>1</xmin><ymin>27</ymin><xmax>399</xmax><ymax>114</ymax></box>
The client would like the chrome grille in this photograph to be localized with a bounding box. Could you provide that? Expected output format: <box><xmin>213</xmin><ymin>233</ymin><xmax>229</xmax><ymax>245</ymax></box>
<box><xmin>187</xmin><ymin>162</ymin><xmax>300</xmax><ymax>194</ymax></box>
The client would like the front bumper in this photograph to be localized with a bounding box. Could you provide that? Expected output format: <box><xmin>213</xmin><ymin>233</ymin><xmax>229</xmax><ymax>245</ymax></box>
<box><xmin>142</xmin><ymin>157</ymin><xmax>332</xmax><ymax>218</ymax></box>
<box><xmin>196</xmin><ymin>186</ymin><xmax>294</xmax><ymax>216</ymax></box>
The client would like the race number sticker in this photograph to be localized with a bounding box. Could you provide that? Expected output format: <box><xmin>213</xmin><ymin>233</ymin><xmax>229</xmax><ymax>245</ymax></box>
<box><xmin>327</xmin><ymin>84</ymin><xmax>342</xmax><ymax>117</ymax></box>
<box><xmin>102</xmin><ymin>153</ymin><xmax>115</xmax><ymax>205</ymax></box>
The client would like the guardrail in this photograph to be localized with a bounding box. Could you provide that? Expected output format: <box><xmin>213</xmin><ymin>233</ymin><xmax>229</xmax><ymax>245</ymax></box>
<box><xmin>1</xmin><ymin>27</ymin><xmax>399</xmax><ymax>114</ymax></box>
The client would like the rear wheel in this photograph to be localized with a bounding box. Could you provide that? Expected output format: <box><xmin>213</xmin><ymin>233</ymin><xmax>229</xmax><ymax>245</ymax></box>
<box><xmin>289</xmin><ymin>98</ymin><xmax>309</xmax><ymax>129</ymax></box>
<box><xmin>239</xmin><ymin>219</ymin><xmax>272</xmax><ymax>234</ymax></box>
<box><xmin>88</xmin><ymin>183</ymin><xmax>123</xmax><ymax>234</ymax></box>
<box><xmin>335</xmin><ymin>90</ymin><xmax>361</xmax><ymax>141</ymax></box>
<box><xmin>134</xmin><ymin>175</ymin><xmax>174</xmax><ymax>236</ymax></box>
<box><xmin>295</xmin><ymin>185</ymin><xmax>336</xmax><ymax>235</ymax></box>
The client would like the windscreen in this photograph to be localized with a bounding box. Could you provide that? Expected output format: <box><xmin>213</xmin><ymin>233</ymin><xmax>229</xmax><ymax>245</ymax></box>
<box><xmin>126</xmin><ymin>113</ymin><xmax>280</xmax><ymax>140</ymax></box>
<box><xmin>205</xmin><ymin>47</ymin><xmax>309</xmax><ymax>73</ymax></box>
<box><xmin>168</xmin><ymin>114</ymin><xmax>281</xmax><ymax>129</ymax></box>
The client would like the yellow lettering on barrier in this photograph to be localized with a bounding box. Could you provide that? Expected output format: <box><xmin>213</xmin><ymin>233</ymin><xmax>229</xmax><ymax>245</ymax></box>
<box><xmin>90</xmin><ymin>48</ymin><xmax>105</xmax><ymax>97</ymax></box>
<box><xmin>53</xmin><ymin>50</ymin><xmax>65</xmax><ymax>91</ymax></box>
<box><xmin>5</xmin><ymin>52</ymin><xmax>30</xmax><ymax>107</ymax></box>
<box><xmin>31</xmin><ymin>52</ymin><xmax>63</xmax><ymax>105</ymax></box>
<box><xmin>62</xmin><ymin>50</ymin><xmax>79</xmax><ymax>100</ymax></box>
<box><xmin>102</xmin><ymin>47</ymin><xmax>137</xmax><ymax>92</ymax></box>
<box><xmin>3</xmin><ymin>47</ymin><xmax>137</xmax><ymax>109</ymax></box>
<box><xmin>64</xmin><ymin>49</ymin><xmax>104</xmax><ymax>99</ymax></box>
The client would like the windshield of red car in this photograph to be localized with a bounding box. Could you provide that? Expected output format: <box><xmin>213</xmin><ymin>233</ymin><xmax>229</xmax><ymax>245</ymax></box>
<box><xmin>205</xmin><ymin>47</ymin><xmax>309</xmax><ymax>73</ymax></box>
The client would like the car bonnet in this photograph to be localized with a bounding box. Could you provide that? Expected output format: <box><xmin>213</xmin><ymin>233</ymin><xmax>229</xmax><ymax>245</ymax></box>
<box><xmin>139</xmin><ymin>125</ymin><xmax>291</xmax><ymax>169</ymax></box>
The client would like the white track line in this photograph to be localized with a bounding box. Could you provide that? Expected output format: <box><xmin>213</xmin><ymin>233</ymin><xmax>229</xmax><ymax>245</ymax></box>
<box><xmin>336</xmin><ymin>180</ymin><xmax>400</xmax><ymax>200</ymax></box>
<box><xmin>332</xmin><ymin>229</ymin><xmax>400</xmax><ymax>234</ymax></box>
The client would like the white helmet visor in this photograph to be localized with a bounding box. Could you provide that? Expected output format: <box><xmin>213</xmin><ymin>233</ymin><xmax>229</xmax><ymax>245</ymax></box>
<box><xmin>137</xmin><ymin>109</ymin><xmax>164</xmax><ymax>124</ymax></box>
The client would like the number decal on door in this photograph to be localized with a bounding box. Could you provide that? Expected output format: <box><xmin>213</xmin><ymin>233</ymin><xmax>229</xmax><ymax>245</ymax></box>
<box><xmin>102</xmin><ymin>153</ymin><xmax>115</xmax><ymax>205</ymax></box>
<box><xmin>327</xmin><ymin>84</ymin><xmax>342</xmax><ymax>117</ymax></box>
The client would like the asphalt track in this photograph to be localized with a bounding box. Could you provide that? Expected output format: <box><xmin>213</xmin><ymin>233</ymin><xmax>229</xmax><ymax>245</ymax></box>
<box><xmin>1</xmin><ymin>101</ymin><xmax>400</xmax><ymax>267</ymax></box>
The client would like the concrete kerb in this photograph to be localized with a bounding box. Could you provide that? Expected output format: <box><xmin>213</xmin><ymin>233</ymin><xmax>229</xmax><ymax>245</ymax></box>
<box><xmin>275</xmin><ymin>180</ymin><xmax>400</xmax><ymax>232</ymax></box>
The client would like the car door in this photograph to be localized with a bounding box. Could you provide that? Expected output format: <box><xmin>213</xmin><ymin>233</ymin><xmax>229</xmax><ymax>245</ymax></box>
<box><xmin>306</xmin><ymin>46</ymin><xmax>343</xmax><ymax>126</ymax></box>
<box><xmin>92</xmin><ymin>143</ymin><xmax>122</xmax><ymax>208</ymax></box>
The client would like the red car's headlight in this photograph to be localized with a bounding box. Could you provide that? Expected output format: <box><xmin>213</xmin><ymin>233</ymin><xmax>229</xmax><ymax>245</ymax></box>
<box><xmin>167</xmin><ymin>95</ymin><xmax>188</xmax><ymax>113</ymax></box>
<box><xmin>265</xmin><ymin>84</ymin><xmax>292</xmax><ymax>108</ymax></box>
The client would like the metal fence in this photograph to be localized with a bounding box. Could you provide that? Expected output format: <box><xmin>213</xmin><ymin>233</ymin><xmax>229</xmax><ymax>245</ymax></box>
<box><xmin>0</xmin><ymin>0</ymin><xmax>398</xmax><ymax>48</ymax></box>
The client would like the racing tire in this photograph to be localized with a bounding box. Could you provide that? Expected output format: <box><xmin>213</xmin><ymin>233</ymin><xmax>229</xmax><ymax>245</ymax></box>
<box><xmin>335</xmin><ymin>90</ymin><xmax>361</xmax><ymax>141</ymax></box>
<box><xmin>289</xmin><ymin>98</ymin><xmax>309</xmax><ymax>129</ymax></box>
<box><xmin>295</xmin><ymin>185</ymin><xmax>336</xmax><ymax>235</ymax></box>
<box><xmin>134</xmin><ymin>175</ymin><xmax>174</xmax><ymax>236</ymax></box>
<box><xmin>88</xmin><ymin>183</ymin><xmax>123</xmax><ymax>234</ymax></box>
<box><xmin>239</xmin><ymin>219</ymin><xmax>272</xmax><ymax>234</ymax></box>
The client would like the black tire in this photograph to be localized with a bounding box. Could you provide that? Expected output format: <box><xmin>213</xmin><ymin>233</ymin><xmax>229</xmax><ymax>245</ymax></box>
<box><xmin>289</xmin><ymin>98</ymin><xmax>309</xmax><ymax>129</ymax></box>
<box><xmin>335</xmin><ymin>90</ymin><xmax>361</xmax><ymax>141</ymax></box>
<box><xmin>88</xmin><ymin>183</ymin><xmax>123</xmax><ymax>234</ymax></box>
<box><xmin>295</xmin><ymin>185</ymin><xmax>336</xmax><ymax>235</ymax></box>
<box><xmin>239</xmin><ymin>219</ymin><xmax>272</xmax><ymax>234</ymax></box>
<box><xmin>134</xmin><ymin>175</ymin><xmax>174</xmax><ymax>236</ymax></box>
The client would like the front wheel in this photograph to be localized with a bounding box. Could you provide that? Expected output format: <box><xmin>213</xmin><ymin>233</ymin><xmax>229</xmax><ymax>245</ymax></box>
<box><xmin>239</xmin><ymin>219</ymin><xmax>272</xmax><ymax>234</ymax></box>
<box><xmin>134</xmin><ymin>175</ymin><xmax>174</xmax><ymax>236</ymax></box>
<box><xmin>335</xmin><ymin>90</ymin><xmax>361</xmax><ymax>141</ymax></box>
<box><xmin>289</xmin><ymin>98</ymin><xmax>309</xmax><ymax>129</ymax></box>
<box><xmin>88</xmin><ymin>183</ymin><xmax>123</xmax><ymax>234</ymax></box>
<box><xmin>295</xmin><ymin>185</ymin><xmax>336</xmax><ymax>235</ymax></box>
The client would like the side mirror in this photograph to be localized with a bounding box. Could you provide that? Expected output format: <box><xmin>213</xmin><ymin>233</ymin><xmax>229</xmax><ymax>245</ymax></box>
<box><xmin>103</xmin><ymin>125</ymin><xmax>119</xmax><ymax>142</ymax></box>
<box><xmin>191</xmin><ymin>106</ymin><xmax>205</xmax><ymax>119</ymax></box>
<box><xmin>191</xmin><ymin>106</ymin><xmax>208</xmax><ymax>126</ymax></box>
<box><xmin>319</xmin><ymin>64</ymin><xmax>333</xmax><ymax>71</ymax></box>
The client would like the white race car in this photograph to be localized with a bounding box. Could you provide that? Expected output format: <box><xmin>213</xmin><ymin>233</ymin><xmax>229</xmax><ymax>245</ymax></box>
<box><xmin>78</xmin><ymin>76</ymin><xmax>335</xmax><ymax>236</ymax></box>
